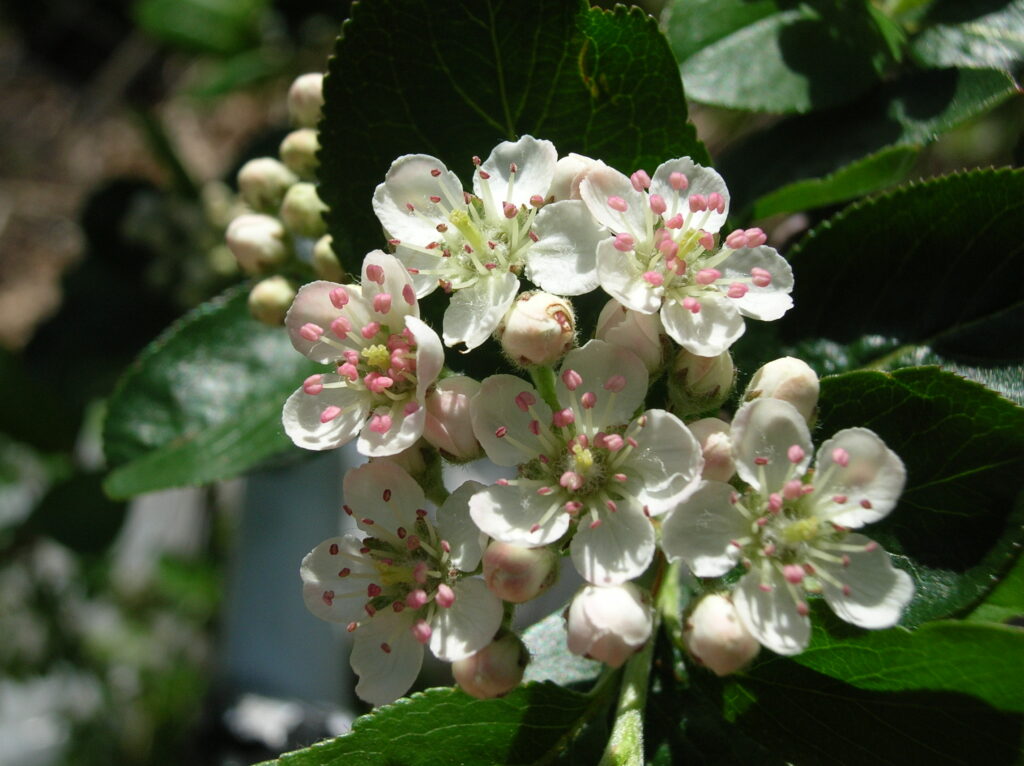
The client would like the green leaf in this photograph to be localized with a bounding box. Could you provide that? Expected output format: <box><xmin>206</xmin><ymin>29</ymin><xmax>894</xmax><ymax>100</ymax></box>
<box><xmin>877</xmin><ymin>346</ymin><xmax>1024</xmax><ymax>407</ymax></box>
<box><xmin>666</xmin><ymin>0</ymin><xmax>897</xmax><ymax>113</ymax></box>
<box><xmin>259</xmin><ymin>683</ymin><xmax>611</xmax><ymax>766</ymax></box>
<box><xmin>779</xmin><ymin>168</ymin><xmax>1024</xmax><ymax>359</ymax></box>
<box><xmin>817</xmin><ymin>367</ymin><xmax>1024</xmax><ymax>624</ymax></box>
<box><xmin>966</xmin><ymin>552</ymin><xmax>1024</xmax><ymax>624</ymax></box>
<box><xmin>102</xmin><ymin>285</ymin><xmax>317</xmax><ymax>499</ymax></box>
<box><xmin>793</xmin><ymin>614</ymin><xmax>1024</xmax><ymax>713</ymax></box>
<box><xmin>912</xmin><ymin>0</ymin><xmax>1024</xmax><ymax>73</ymax></box>
<box><xmin>718</xmin><ymin>67</ymin><xmax>1018</xmax><ymax>214</ymax></box>
<box><xmin>522</xmin><ymin>610</ymin><xmax>603</xmax><ymax>688</ymax></box>
<box><xmin>319</xmin><ymin>0</ymin><xmax>708</xmax><ymax>270</ymax></box>
<box><xmin>135</xmin><ymin>0</ymin><xmax>267</xmax><ymax>55</ymax></box>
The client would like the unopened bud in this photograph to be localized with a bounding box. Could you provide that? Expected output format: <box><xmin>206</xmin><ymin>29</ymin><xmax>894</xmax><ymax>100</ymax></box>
<box><xmin>595</xmin><ymin>299</ymin><xmax>665</xmax><ymax>373</ymax></box>
<box><xmin>423</xmin><ymin>376</ymin><xmax>484</xmax><ymax>462</ymax></box>
<box><xmin>497</xmin><ymin>291</ymin><xmax>575</xmax><ymax>367</ymax></box>
<box><xmin>279</xmin><ymin>128</ymin><xmax>320</xmax><ymax>180</ymax></box>
<box><xmin>452</xmin><ymin>630</ymin><xmax>528</xmax><ymax>699</ymax></box>
<box><xmin>248</xmin><ymin>275</ymin><xmax>296</xmax><ymax>325</ymax></box>
<box><xmin>547</xmin><ymin>152</ymin><xmax>605</xmax><ymax>201</ymax></box>
<box><xmin>668</xmin><ymin>348</ymin><xmax>734</xmax><ymax>418</ymax></box>
<box><xmin>287</xmin><ymin>72</ymin><xmax>324</xmax><ymax>128</ymax></box>
<box><xmin>743</xmin><ymin>356</ymin><xmax>819</xmax><ymax>424</ymax></box>
<box><xmin>225</xmin><ymin>214</ymin><xmax>289</xmax><ymax>274</ymax></box>
<box><xmin>684</xmin><ymin>594</ymin><xmax>760</xmax><ymax>676</ymax></box>
<box><xmin>687</xmin><ymin>417</ymin><xmax>735</xmax><ymax>482</ymax></box>
<box><xmin>237</xmin><ymin>157</ymin><xmax>298</xmax><ymax>213</ymax></box>
<box><xmin>280</xmin><ymin>182</ymin><xmax>328</xmax><ymax>238</ymax></box>
<box><xmin>566</xmin><ymin>583</ymin><xmax>653</xmax><ymax>668</ymax></box>
<box><xmin>482</xmin><ymin>541</ymin><xmax>558</xmax><ymax>603</ymax></box>
<box><xmin>312</xmin><ymin>235</ymin><xmax>345</xmax><ymax>281</ymax></box>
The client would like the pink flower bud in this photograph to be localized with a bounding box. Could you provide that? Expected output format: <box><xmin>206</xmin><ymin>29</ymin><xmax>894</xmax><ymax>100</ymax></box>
<box><xmin>247</xmin><ymin>275</ymin><xmax>296</xmax><ymax>326</ymax></box>
<box><xmin>684</xmin><ymin>594</ymin><xmax>760</xmax><ymax>676</ymax></box>
<box><xmin>482</xmin><ymin>541</ymin><xmax>559</xmax><ymax>603</ymax></box>
<box><xmin>226</xmin><ymin>214</ymin><xmax>289</xmax><ymax>274</ymax></box>
<box><xmin>497</xmin><ymin>291</ymin><xmax>575</xmax><ymax>367</ymax></box>
<box><xmin>287</xmin><ymin>72</ymin><xmax>324</xmax><ymax>128</ymax></box>
<box><xmin>687</xmin><ymin>417</ymin><xmax>735</xmax><ymax>482</ymax></box>
<box><xmin>280</xmin><ymin>182</ymin><xmax>328</xmax><ymax>238</ymax></box>
<box><xmin>594</xmin><ymin>299</ymin><xmax>664</xmax><ymax>373</ymax></box>
<box><xmin>237</xmin><ymin>157</ymin><xmax>298</xmax><ymax>213</ymax></box>
<box><xmin>547</xmin><ymin>153</ymin><xmax>605</xmax><ymax>201</ymax></box>
<box><xmin>668</xmin><ymin>348</ymin><xmax>734</xmax><ymax>418</ymax></box>
<box><xmin>566</xmin><ymin>583</ymin><xmax>653</xmax><ymax>668</ymax></box>
<box><xmin>423</xmin><ymin>376</ymin><xmax>484</xmax><ymax>462</ymax></box>
<box><xmin>451</xmin><ymin>631</ymin><xmax>528</xmax><ymax>699</ymax></box>
<box><xmin>743</xmin><ymin>356</ymin><xmax>820</xmax><ymax>425</ymax></box>
<box><xmin>279</xmin><ymin>128</ymin><xmax>320</xmax><ymax>180</ymax></box>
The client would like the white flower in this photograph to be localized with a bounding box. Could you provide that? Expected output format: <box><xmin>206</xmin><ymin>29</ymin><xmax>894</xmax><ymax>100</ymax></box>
<box><xmin>300</xmin><ymin>462</ymin><xmax>502</xmax><ymax>706</ymax></box>
<box><xmin>282</xmin><ymin>251</ymin><xmax>444</xmax><ymax>457</ymax></box>
<box><xmin>661</xmin><ymin>397</ymin><xmax>913</xmax><ymax>656</ymax></box>
<box><xmin>578</xmin><ymin>158</ymin><xmax>794</xmax><ymax>356</ymax></box>
<box><xmin>566</xmin><ymin>583</ymin><xmax>654</xmax><ymax>668</ymax></box>
<box><xmin>468</xmin><ymin>340</ymin><xmax>703</xmax><ymax>585</ymax></box>
<box><xmin>372</xmin><ymin>136</ymin><xmax>605</xmax><ymax>350</ymax></box>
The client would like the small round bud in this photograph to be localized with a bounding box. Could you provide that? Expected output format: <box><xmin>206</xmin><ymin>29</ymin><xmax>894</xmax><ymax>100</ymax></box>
<box><xmin>547</xmin><ymin>152</ymin><xmax>605</xmax><ymax>201</ymax></box>
<box><xmin>687</xmin><ymin>417</ymin><xmax>735</xmax><ymax>482</ymax></box>
<box><xmin>684</xmin><ymin>594</ymin><xmax>760</xmax><ymax>676</ymax></box>
<box><xmin>566</xmin><ymin>583</ymin><xmax>653</xmax><ymax>668</ymax></box>
<box><xmin>423</xmin><ymin>376</ymin><xmax>484</xmax><ymax>462</ymax></box>
<box><xmin>668</xmin><ymin>348</ymin><xmax>734</xmax><ymax>418</ymax></box>
<box><xmin>225</xmin><ymin>214</ymin><xmax>289</xmax><ymax>274</ymax></box>
<box><xmin>743</xmin><ymin>356</ymin><xmax>819</xmax><ymax>424</ymax></box>
<box><xmin>595</xmin><ymin>298</ymin><xmax>665</xmax><ymax>373</ymax></box>
<box><xmin>280</xmin><ymin>182</ymin><xmax>328</xmax><ymax>238</ymax></box>
<box><xmin>312</xmin><ymin>235</ymin><xmax>345</xmax><ymax>281</ymax></box>
<box><xmin>279</xmin><ymin>128</ymin><xmax>320</xmax><ymax>180</ymax></box>
<box><xmin>287</xmin><ymin>72</ymin><xmax>324</xmax><ymax>128</ymax></box>
<box><xmin>482</xmin><ymin>541</ymin><xmax>558</xmax><ymax>603</ymax></box>
<box><xmin>248</xmin><ymin>275</ymin><xmax>296</xmax><ymax>325</ymax></box>
<box><xmin>452</xmin><ymin>631</ymin><xmax>528</xmax><ymax>699</ymax></box>
<box><xmin>237</xmin><ymin>157</ymin><xmax>298</xmax><ymax>213</ymax></box>
<box><xmin>497</xmin><ymin>291</ymin><xmax>575</xmax><ymax>367</ymax></box>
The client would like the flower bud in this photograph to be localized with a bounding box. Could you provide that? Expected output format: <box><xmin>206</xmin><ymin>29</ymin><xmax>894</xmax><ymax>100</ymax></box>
<box><xmin>684</xmin><ymin>594</ymin><xmax>760</xmax><ymax>676</ymax></box>
<box><xmin>287</xmin><ymin>72</ymin><xmax>324</xmax><ymax>128</ymax></box>
<box><xmin>423</xmin><ymin>376</ymin><xmax>484</xmax><ymax>462</ymax></box>
<box><xmin>312</xmin><ymin>235</ymin><xmax>345</xmax><ymax>281</ymax></box>
<box><xmin>687</xmin><ymin>417</ymin><xmax>735</xmax><ymax>482</ymax></box>
<box><xmin>547</xmin><ymin>153</ymin><xmax>605</xmax><ymax>201</ymax></box>
<box><xmin>595</xmin><ymin>299</ymin><xmax>664</xmax><ymax>373</ymax></box>
<box><xmin>668</xmin><ymin>348</ymin><xmax>734</xmax><ymax>418</ymax></box>
<box><xmin>237</xmin><ymin>157</ymin><xmax>297</xmax><ymax>213</ymax></box>
<box><xmin>482</xmin><ymin>541</ymin><xmax>558</xmax><ymax>603</ymax></box>
<box><xmin>225</xmin><ymin>214</ymin><xmax>289</xmax><ymax>274</ymax></box>
<box><xmin>452</xmin><ymin>630</ymin><xmax>529</xmax><ymax>699</ymax></box>
<box><xmin>497</xmin><ymin>291</ymin><xmax>575</xmax><ymax>367</ymax></box>
<box><xmin>566</xmin><ymin>583</ymin><xmax>653</xmax><ymax>668</ymax></box>
<box><xmin>248</xmin><ymin>275</ymin><xmax>296</xmax><ymax>325</ymax></box>
<box><xmin>279</xmin><ymin>128</ymin><xmax>320</xmax><ymax>180</ymax></box>
<box><xmin>742</xmin><ymin>356</ymin><xmax>819</xmax><ymax>424</ymax></box>
<box><xmin>280</xmin><ymin>182</ymin><xmax>328</xmax><ymax>238</ymax></box>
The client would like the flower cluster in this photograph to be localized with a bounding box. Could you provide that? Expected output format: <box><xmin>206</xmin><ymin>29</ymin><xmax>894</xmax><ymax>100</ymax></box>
<box><xmin>284</xmin><ymin>135</ymin><xmax>914</xmax><ymax>705</ymax></box>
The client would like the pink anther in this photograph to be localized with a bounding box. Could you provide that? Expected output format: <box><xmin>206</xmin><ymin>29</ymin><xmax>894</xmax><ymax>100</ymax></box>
<box><xmin>337</xmin><ymin>362</ymin><xmax>358</xmax><ymax>381</ymax></box>
<box><xmin>515</xmin><ymin>391</ymin><xmax>536</xmax><ymax>411</ymax></box>
<box><xmin>299</xmin><ymin>322</ymin><xmax>323</xmax><ymax>342</ymax></box>
<box><xmin>530</xmin><ymin>194</ymin><xmax>545</xmax><ymax>207</ymax></box>
<box><xmin>320</xmin><ymin>406</ymin><xmax>342</xmax><ymax>423</ymax></box>
<box><xmin>682</xmin><ymin>297</ymin><xmax>701</xmax><ymax>313</ymax></box>
<box><xmin>580</xmin><ymin>391</ymin><xmax>597</xmax><ymax>409</ymax></box>
<box><xmin>369</xmin><ymin>413</ymin><xmax>393</xmax><ymax>433</ymax></box>
<box><xmin>725</xmin><ymin>229</ymin><xmax>747</xmax><ymax>249</ymax></box>
<box><xmin>695</xmin><ymin>268</ymin><xmax>721</xmax><ymax>285</ymax></box>
<box><xmin>553</xmin><ymin>408</ymin><xmax>575</xmax><ymax>428</ymax></box>
<box><xmin>630</xmin><ymin>169</ymin><xmax>651</xmax><ymax>191</ymax></box>
<box><xmin>494</xmin><ymin>426</ymin><xmax>508</xmax><ymax>438</ymax></box>
<box><xmin>607</xmin><ymin>196</ymin><xmax>628</xmax><ymax>212</ymax></box>
<box><xmin>613</xmin><ymin>233</ymin><xmax>635</xmax><ymax>252</ymax></box>
<box><xmin>602</xmin><ymin>434</ymin><xmax>624</xmax><ymax>451</ymax></box>
<box><xmin>604</xmin><ymin>375</ymin><xmax>626</xmax><ymax>392</ymax></box>
<box><xmin>503</xmin><ymin>201</ymin><xmax>517</xmax><ymax>219</ymax></box>
<box><xmin>707</xmin><ymin>192</ymin><xmax>725</xmax><ymax>214</ymax></box>
<box><xmin>699</xmin><ymin>231</ymin><xmax>714</xmax><ymax>250</ymax></box>
<box><xmin>831</xmin><ymin>447</ymin><xmax>850</xmax><ymax>467</ymax></box>
<box><xmin>330</xmin><ymin>287</ymin><xmax>349</xmax><ymax>309</ymax></box>
<box><xmin>435</xmin><ymin>584</ymin><xmax>456</xmax><ymax>608</ymax></box>
<box><xmin>365</xmin><ymin>264</ymin><xmax>385</xmax><ymax>284</ymax></box>
<box><xmin>561</xmin><ymin>369</ymin><xmax>583</xmax><ymax>390</ymax></box>
<box><xmin>649</xmin><ymin>194</ymin><xmax>667</xmax><ymax>215</ymax></box>
<box><xmin>669</xmin><ymin>172</ymin><xmax>688</xmax><ymax>191</ymax></box>
<box><xmin>658</xmin><ymin>238</ymin><xmax>679</xmax><ymax>259</ymax></box>
<box><xmin>688</xmin><ymin>194</ymin><xmax>707</xmax><ymax>212</ymax></box>
<box><xmin>303</xmin><ymin>374</ymin><xmax>324</xmax><ymax>395</ymax></box>
<box><xmin>330</xmin><ymin>316</ymin><xmax>351</xmax><ymax>339</ymax></box>
<box><xmin>402</xmin><ymin>284</ymin><xmax>416</xmax><ymax>305</ymax></box>
<box><xmin>784</xmin><ymin>479</ymin><xmax>803</xmax><ymax>500</ymax></box>
<box><xmin>787</xmin><ymin>445</ymin><xmax>806</xmax><ymax>464</ymax></box>
<box><xmin>745</xmin><ymin>228</ymin><xmax>767</xmax><ymax>247</ymax></box>
<box><xmin>373</xmin><ymin>293</ymin><xmax>392</xmax><ymax>314</ymax></box>
<box><xmin>411</xmin><ymin>619</ymin><xmax>432</xmax><ymax>644</ymax></box>
<box><xmin>643</xmin><ymin>271</ymin><xmax>664</xmax><ymax>287</ymax></box>
<box><xmin>560</xmin><ymin>471</ymin><xmax>583</xmax><ymax>491</ymax></box>
<box><xmin>783</xmin><ymin>564</ymin><xmax>804</xmax><ymax>584</ymax></box>
<box><xmin>361</xmin><ymin>322</ymin><xmax>381</xmax><ymax>339</ymax></box>
<box><xmin>727</xmin><ymin>282</ymin><xmax>748</xmax><ymax>299</ymax></box>
<box><xmin>750</xmin><ymin>267</ymin><xmax>772</xmax><ymax>287</ymax></box>
<box><xmin>665</xmin><ymin>213</ymin><xmax>684</xmax><ymax>229</ymax></box>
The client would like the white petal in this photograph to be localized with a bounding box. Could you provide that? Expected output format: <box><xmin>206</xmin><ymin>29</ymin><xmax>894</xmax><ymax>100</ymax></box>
<box><xmin>285</xmin><ymin>280</ymin><xmax>367</xmax><ymax>363</ymax></box>
<box><xmin>625</xmin><ymin>409</ymin><xmax>703</xmax><ymax>515</ymax></box>
<box><xmin>596</xmin><ymin>238</ymin><xmax>662</xmax><ymax>314</ymax></box>
<box><xmin>813</xmin><ymin>428</ymin><xmax>906</xmax><ymax>527</ymax></box>
<box><xmin>730</xmin><ymin>398</ymin><xmax>812</xmax><ymax>492</ymax></box>
<box><xmin>526</xmin><ymin>200</ymin><xmax>603</xmax><ymax>295</ymax></box>
<box><xmin>442</xmin><ymin>271</ymin><xmax>519</xmax><ymax>351</ymax></box>
<box><xmin>357</xmin><ymin>402</ymin><xmax>425</xmax><ymax>457</ymax></box>
<box><xmin>469</xmin><ymin>482</ymin><xmax>570</xmax><ymax>547</ymax></box>
<box><xmin>476</xmin><ymin>136</ymin><xmax>557</xmax><ymax>215</ymax></box>
<box><xmin>660</xmin><ymin>294</ymin><xmax>744</xmax><ymax>357</ymax></box>
<box><xmin>362</xmin><ymin>250</ymin><xmax>419</xmax><ymax>328</ymax></box>
<box><xmin>580</xmin><ymin>165</ymin><xmax>649</xmax><ymax>236</ymax></box>
<box><xmin>570</xmin><ymin>504</ymin><xmax>656</xmax><ymax>585</ymax></box>
<box><xmin>820</xmin><ymin>534</ymin><xmax>914</xmax><ymax>629</ymax></box>
<box><xmin>300</xmin><ymin>534</ymin><xmax>376</xmax><ymax>625</ymax></box>
<box><xmin>429</xmin><ymin>578</ymin><xmax>504</xmax><ymax>661</ymax></box>
<box><xmin>406</xmin><ymin>315</ymin><xmax>444</xmax><ymax>400</ymax></box>
<box><xmin>283</xmin><ymin>384</ymin><xmax>368</xmax><ymax>451</ymax></box>
<box><xmin>660</xmin><ymin>481</ymin><xmax>746</xmax><ymax>577</ymax></box>
<box><xmin>651</xmin><ymin>158</ymin><xmax>729</xmax><ymax>233</ymax></box>
<box><xmin>394</xmin><ymin>244</ymin><xmax>442</xmax><ymax>297</ymax></box>
<box><xmin>548</xmin><ymin>153</ymin><xmax>606</xmax><ymax>201</ymax></box>
<box><xmin>556</xmin><ymin>340</ymin><xmax>648</xmax><ymax>429</ymax></box>
<box><xmin>372</xmin><ymin>154</ymin><xmax>464</xmax><ymax>244</ymax></box>
<box><xmin>351</xmin><ymin>609</ymin><xmax>423</xmax><ymax>706</ymax></box>
<box><xmin>471</xmin><ymin>375</ymin><xmax>550</xmax><ymax>466</ymax></box>
<box><xmin>343</xmin><ymin>460</ymin><xmax>423</xmax><ymax>535</ymax></box>
<box><xmin>437</xmin><ymin>480</ymin><xmax>488</xmax><ymax>571</ymax></box>
<box><xmin>733</xmin><ymin>569</ymin><xmax>810</xmax><ymax>656</ymax></box>
<box><xmin>720</xmin><ymin>246</ymin><xmax>794</xmax><ymax>321</ymax></box>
